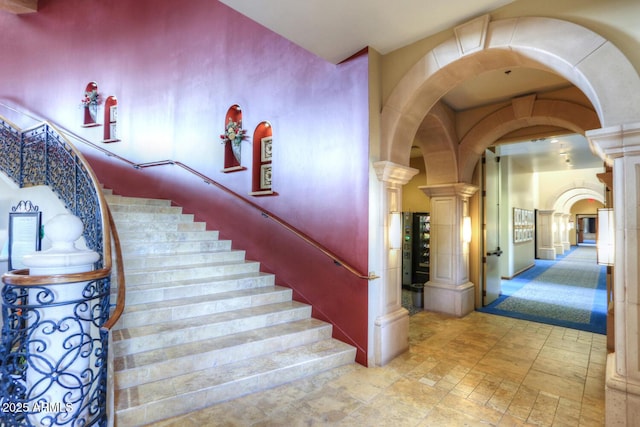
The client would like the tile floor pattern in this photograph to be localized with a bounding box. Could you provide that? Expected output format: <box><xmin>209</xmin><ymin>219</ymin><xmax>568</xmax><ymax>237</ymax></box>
<box><xmin>152</xmin><ymin>311</ymin><xmax>606</xmax><ymax>426</ymax></box>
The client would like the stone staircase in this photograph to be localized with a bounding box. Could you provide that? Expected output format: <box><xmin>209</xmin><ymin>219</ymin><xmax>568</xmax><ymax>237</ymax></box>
<box><xmin>105</xmin><ymin>191</ymin><xmax>356</xmax><ymax>425</ymax></box>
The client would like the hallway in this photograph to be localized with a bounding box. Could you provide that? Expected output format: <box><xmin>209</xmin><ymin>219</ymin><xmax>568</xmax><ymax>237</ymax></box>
<box><xmin>154</xmin><ymin>311</ymin><xmax>606</xmax><ymax>426</ymax></box>
<box><xmin>479</xmin><ymin>245</ymin><xmax>607</xmax><ymax>335</ymax></box>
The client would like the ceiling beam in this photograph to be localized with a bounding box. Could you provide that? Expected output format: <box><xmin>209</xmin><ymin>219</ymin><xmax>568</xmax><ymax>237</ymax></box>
<box><xmin>0</xmin><ymin>0</ymin><xmax>37</xmax><ymax>14</ymax></box>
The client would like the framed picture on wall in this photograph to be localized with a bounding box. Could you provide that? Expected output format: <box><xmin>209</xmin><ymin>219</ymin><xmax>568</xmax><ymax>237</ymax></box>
<box><xmin>260</xmin><ymin>164</ymin><xmax>272</xmax><ymax>189</ymax></box>
<box><xmin>513</xmin><ymin>207</ymin><xmax>534</xmax><ymax>243</ymax></box>
<box><xmin>261</xmin><ymin>136</ymin><xmax>273</xmax><ymax>162</ymax></box>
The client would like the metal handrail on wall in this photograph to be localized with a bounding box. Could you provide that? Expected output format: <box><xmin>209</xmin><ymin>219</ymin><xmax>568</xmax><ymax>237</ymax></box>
<box><xmin>0</xmin><ymin>113</ymin><xmax>125</xmax><ymax>426</ymax></box>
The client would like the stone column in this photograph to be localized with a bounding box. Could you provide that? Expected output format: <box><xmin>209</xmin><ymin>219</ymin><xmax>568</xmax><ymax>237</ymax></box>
<box><xmin>561</xmin><ymin>213</ymin><xmax>571</xmax><ymax>252</ymax></box>
<box><xmin>588</xmin><ymin>123</ymin><xmax>640</xmax><ymax>426</ymax></box>
<box><xmin>553</xmin><ymin>212</ymin><xmax>565</xmax><ymax>256</ymax></box>
<box><xmin>537</xmin><ymin>210</ymin><xmax>556</xmax><ymax>259</ymax></box>
<box><xmin>419</xmin><ymin>183</ymin><xmax>478</xmax><ymax>317</ymax></box>
<box><xmin>372</xmin><ymin>161</ymin><xmax>419</xmax><ymax>366</ymax></box>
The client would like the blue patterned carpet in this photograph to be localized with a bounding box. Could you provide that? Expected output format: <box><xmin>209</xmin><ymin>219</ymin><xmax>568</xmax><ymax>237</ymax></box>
<box><xmin>478</xmin><ymin>245</ymin><xmax>607</xmax><ymax>334</ymax></box>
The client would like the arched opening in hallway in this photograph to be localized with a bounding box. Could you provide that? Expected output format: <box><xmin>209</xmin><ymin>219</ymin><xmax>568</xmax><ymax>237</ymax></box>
<box><xmin>400</xmin><ymin>134</ymin><xmax>608</xmax><ymax>331</ymax></box>
<box><xmin>372</xmin><ymin>15</ymin><xmax>640</xmax><ymax>368</ymax></box>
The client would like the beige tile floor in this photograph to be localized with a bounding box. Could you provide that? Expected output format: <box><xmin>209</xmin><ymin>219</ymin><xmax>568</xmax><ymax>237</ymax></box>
<box><xmin>152</xmin><ymin>311</ymin><xmax>606</xmax><ymax>426</ymax></box>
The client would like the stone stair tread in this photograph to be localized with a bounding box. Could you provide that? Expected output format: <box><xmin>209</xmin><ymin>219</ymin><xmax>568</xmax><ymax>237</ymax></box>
<box><xmin>115</xmin><ymin>338</ymin><xmax>356</xmax><ymax>424</ymax></box>
<box><xmin>122</xmin><ymin>249</ymin><xmax>244</xmax><ymax>268</ymax></box>
<box><xmin>105</xmin><ymin>194</ymin><xmax>172</xmax><ymax>206</ymax></box>
<box><xmin>114</xmin><ymin>318</ymin><xmax>332</xmax><ymax>388</ymax></box>
<box><xmin>113</xmin><ymin>300</ymin><xmax>311</xmax><ymax>342</ymax></box>
<box><xmin>120</xmin><ymin>239</ymin><xmax>232</xmax><ymax>255</ymax></box>
<box><xmin>109</xmin><ymin>204</ymin><xmax>183</xmax><ymax>214</ymax></box>
<box><xmin>118</xmin><ymin>229</ymin><xmax>219</xmax><ymax>242</ymax></box>
<box><xmin>125</xmin><ymin>258</ymin><xmax>253</xmax><ymax>275</ymax></box>
<box><xmin>123</xmin><ymin>285</ymin><xmax>290</xmax><ymax>314</ymax></box>
<box><xmin>124</xmin><ymin>271</ymin><xmax>274</xmax><ymax>292</ymax></box>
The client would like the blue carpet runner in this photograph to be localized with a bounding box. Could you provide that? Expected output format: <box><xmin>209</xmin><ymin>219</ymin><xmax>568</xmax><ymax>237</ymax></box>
<box><xmin>478</xmin><ymin>245</ymin><xmax>607</xmax><ymax>334</ymax></box>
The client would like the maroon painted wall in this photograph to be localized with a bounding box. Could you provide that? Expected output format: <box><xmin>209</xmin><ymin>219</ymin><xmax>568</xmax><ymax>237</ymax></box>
<box><xmin>0</xmin><ymin>0</ymin><xmax>370</xmax><ymax>363</ymax></box>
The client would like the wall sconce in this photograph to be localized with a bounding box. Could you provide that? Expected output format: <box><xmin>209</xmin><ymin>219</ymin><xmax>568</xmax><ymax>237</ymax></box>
<box><xmin>463</xmin><ymin>216</ymin><xmax>472</xmax><ymax>244</ymax></box>
<box><xmin>597</xmin><ymin>208</ymin><xmax>614</xmax><ymax>266</ymax></box>
<box><xmin>389</xmin><ymin>212</ymin><xmax>402</xmax><ymax>250</ymax></box>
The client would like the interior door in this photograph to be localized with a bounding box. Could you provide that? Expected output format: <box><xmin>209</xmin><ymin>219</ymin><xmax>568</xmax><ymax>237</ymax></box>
<box><xmin>483</xmin><ymin>149</ymin><xmax>502</xmax><ymax>305</ymax></box>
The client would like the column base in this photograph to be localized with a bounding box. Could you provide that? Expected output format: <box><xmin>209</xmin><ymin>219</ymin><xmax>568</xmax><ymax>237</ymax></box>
<box><xmin>606</xmin><ymin>353</ymin><xmax>640</xmax><ymax>425</ymax></box>
<box><xmin>373</xmin><ymin>307</ymin><xmax>409</xmax><ymax>366</ymax></box>
<box><xmin>424</xmin><ymin>281</ymin><xmax>475</xmax><ymax>317</ymax></box>
<box><xmin>538</xmin><ymin>247</ymin><xmax>556</xmax><ymax>260</ymax></box>
<box><xmin>554</xmin><ymin>244</ymin><xmax>564</xmax><ymax>256</ymax></box>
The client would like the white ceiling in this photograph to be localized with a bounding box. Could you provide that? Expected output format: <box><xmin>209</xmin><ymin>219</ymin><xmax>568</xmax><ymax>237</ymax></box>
<box><xmin>219</xmin><ymin>0</ymin><xmax>516</xmax><ymax>64</ymax></box>
<box><xmin>221</xmin><ymin>0</ymin><xmax>604</xmax><ymax>173</ymax></box>
<box><xmin>497</xmin><ymin>134</ymin><xmax>603</xmax><ymax>173</ymax></box>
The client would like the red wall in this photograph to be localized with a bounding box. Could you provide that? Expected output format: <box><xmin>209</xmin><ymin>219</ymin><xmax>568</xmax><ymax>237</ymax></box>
<box><xmin>0</xmin><ymin>0</ymin><xmax>370</xmax><ymax>363</ymax></box>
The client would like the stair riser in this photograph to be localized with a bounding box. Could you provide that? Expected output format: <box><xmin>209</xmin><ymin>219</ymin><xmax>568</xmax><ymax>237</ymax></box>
<box><xmin>121</xmin><ymin>274</ymin><xmax>275</xmax><ymax>305</ymax></box>
<box><xmin>115</xmin><ymin>324</ymin><xmax>332</xmax><ymax>389</ymax></box>
<box><xmin>123</xmin><ymin>250</ymin><xmax>244</xmax><ymax>270</ymax></box>
<box><xmin>125</xmin><ymin>262</ymin><xmax>260</xmax><ymax>285</ymax></box>
<box><xmin>111</xmin><ymin>212</ymin><xmax>194</xmax><ymax>223</ymax></box>
<box><xmin>118</xmin><ymin>288</ymin><xmax>293</xmax><ymax>328</ymax></box>
<box><xmin>115</xmin><ymin>221</ymin><xmax>206</xmax><ymax>232</ymax></box>
<box><xmin>109</xmin><ymin>204</ymin><xmax>183</xmax><ymax>214</ymax></box>
<box><xmin>121</xmin><ymin>239</ymin><xmax>231</xmax><ymax>256</ymax></box>
<box><xmin>115</xmin><ymin>349</ymin><xmax>355</xmax><ymax>426</ymax></box>
<box><xmin>119</xmin><ymin>230</ymin><xmax>220</xmax><ymax>243</ymax></box>
<box><xmin>105</xmin><ymin>195</ymin><xmax>171</xmax><ymax>206</ymax></box>
<box><xmin>113</xmin><ymin>305</ymin><xmax>312</xmax><ymax>356</ymax></box>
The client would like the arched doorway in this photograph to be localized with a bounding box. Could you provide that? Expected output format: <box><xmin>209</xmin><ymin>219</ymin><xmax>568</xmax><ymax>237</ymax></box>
<box><xmin>372</xmin><ymin>14</ymin><xmax>640</xmax><ymax>424</ymax></box>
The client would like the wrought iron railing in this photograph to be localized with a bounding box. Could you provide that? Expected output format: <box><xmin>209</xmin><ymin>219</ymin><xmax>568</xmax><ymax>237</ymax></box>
<box><xmin>0</xmin><ymin>113</ymin><xmax>123</xmax><ymax>426</ymax></box>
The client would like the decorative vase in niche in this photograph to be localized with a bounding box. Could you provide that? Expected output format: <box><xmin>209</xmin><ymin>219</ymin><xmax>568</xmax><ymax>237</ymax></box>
<box><xmin>81</xmin><ymin>81</ymin><xmax>100</xmax><ymax>127</ymax></box>
<box><xmin>232</xmin><ymin>141</ymin><xmax>241</xmax><ymax>164</ymax></box>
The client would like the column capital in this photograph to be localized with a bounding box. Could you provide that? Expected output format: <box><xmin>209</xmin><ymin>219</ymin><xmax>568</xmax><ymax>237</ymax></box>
<box><xmin>373</xmin><ymin>161</ymin><xmax>419</xmax><ymax>185</ymax></box>
<box><xmin>419</xmin><ymin>182</ymin><xmax>479</xmax><ymax>198</ymax></box>
<box><xmin>587</xmin><ymin>122</ymin><xmax>640</xmax><ymax>164</ymax></box>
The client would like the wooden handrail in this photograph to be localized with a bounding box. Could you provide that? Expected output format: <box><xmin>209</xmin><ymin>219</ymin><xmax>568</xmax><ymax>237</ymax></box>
<box><xmin>101</xmin><ymin>207</ymin><xmax>125</xmax><ymax>331</ymax></box>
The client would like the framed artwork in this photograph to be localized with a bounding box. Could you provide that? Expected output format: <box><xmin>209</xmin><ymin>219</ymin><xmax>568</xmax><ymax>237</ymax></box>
<box><xmin>513</xmin><ymin>207</ymin><xmax>534</xmax><ymax>243</ymax></box>
<box><xmin>260</xmin><ymin>164</ymin><xmax>272</xmax><ymax>189</ymax></box>
<box><xmin>261</xmin><ymin>136</ymin><xmax>273</xmax><ymax>162</ymax></box>
<box><xmin>109</xmin><ymin>104</ymin><xmax>118</xmax><ymax>123</ymax></box>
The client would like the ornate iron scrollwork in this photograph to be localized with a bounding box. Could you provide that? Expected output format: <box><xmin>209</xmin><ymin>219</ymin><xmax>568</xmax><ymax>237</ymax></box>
<box><xmin>0</xmin><ymin>118</ymin><xmax>110</xmax><ymax>426</ymax></box>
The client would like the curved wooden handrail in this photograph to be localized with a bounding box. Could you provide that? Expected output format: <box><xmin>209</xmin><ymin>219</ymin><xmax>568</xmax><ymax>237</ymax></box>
<box><xmin>101</xmin><ymin>208</ymin><xmax>125</xmax><ymax>331</ymax></box>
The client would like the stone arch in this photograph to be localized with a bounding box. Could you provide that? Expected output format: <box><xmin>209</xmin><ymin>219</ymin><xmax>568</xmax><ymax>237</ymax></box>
<box><xmin>549</xmin><ymin>184</ymin><xmax>605</xmax><ymax>213</ymax></box>
<box><xmin>381</xmin><ymin>15</ymin><xmax>640</xmax><ymax>170</ymax></box>
<box><xmin>458</xmin><ymin>98</ymin><xmax>601</xmax><ymax>182</ymax></box>
<box><xmin>414</xmin><ymin>101</ymin><xmax>458</xmax><ymax>185</ymax></box>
